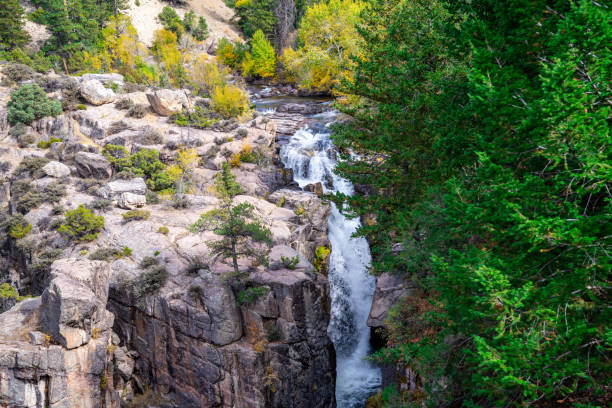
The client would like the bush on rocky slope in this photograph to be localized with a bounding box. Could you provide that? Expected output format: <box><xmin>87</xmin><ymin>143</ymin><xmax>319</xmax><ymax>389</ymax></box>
<box><xmin>58</xmin><ymin>205</ymin><xmax>104</xmax><ymax>242</ymax></box>
<box><xmin>7</xmin><ymin>84</ymin><xmax>62</xmax><ymax>125</ymax></box>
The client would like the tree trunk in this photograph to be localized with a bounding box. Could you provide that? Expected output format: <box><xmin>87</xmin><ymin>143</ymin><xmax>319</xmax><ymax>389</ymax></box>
<box><xmin>231</xmin><ymin>236</ymin><xmax>239</xmax><ymax>275</ymax></box>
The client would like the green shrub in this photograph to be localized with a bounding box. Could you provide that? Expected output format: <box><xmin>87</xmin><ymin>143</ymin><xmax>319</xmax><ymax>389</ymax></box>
<box><xmin>313</xmin><ymin>246</ymin><xmax>330</xmax><ymax>274</ymax></box>
<box><xmin>169</xmin><ymin>106</ymin><xmax>219</xmax><ymax>129</ymax></box>
<box><xmin>134</xmin><ymin>266</ymin><xmax>168</xmax><ymax>306</ymax></box>
<box><xmin>115</xmin><ymin>98</ymin><xmax>133</xmax><ymax>110</ymax></box>
<box><xmin>0</xmin><ymin>213</ymin><xmax>27</xmax><ymax>246</ymax></box>
<box><xmin>188</xmin><ymin>285</ymin><xmax>203</xmax><ymax>301</ymax></box>
<box><xmin>281</xmin><ymin>255</ymin><xmax>300</xmax><ymax>270</ymax></box>
<box><xmin>122</xmin><ymin>210</ymin><xmax>150</xmax><ymax>222</ymax></box>
<box><xmin>88</xmin><ymin>199</ymin><xmax>112</xmax><ymax>212</ymax></box>
<box><xmin>58</xmin><ymin>205</ymin><xmax>104</xmax><ymax>242</ymax></box>
<box><xmin>104</xmin><ymin>81</ymin><xmax>119</xmax><ymax>92</ymax></box>
<box><xmin>185</xmin><ymin>256</ymin><xmax>208</xmax><ymax>275</ymax></box>
<box><xmin>140</xmin><ymin>256</ymin><xmax>159</xmax><ymax>269</ymax></box>
<box><xmin>127</xmin><ymin>104</ymin><xmax>148</xmax><ymax>118</ymax></box>
<box><xmin>102</xmin><ymin>145</ymin><xmax>174</xmax><ymax>191</ymax></box>
<box><xmin>14</xmin><ymin>156</ymin><xmax>49</xmax><ymax>177</ymax></box>
<box><xmin>157</xmin><ymin>6</ymin><xmax>184</xmax><ymax>38</ymax></box>
<box><xmin>182</xmin><ymin>10</ymin><xmax>196</xmax><ymax>31</ymax></box>
<box><xmin>236</xmin><ymin>286</ymin><xmax>269</xmax><ymax>306</ymax></box>
<box><xmin>52</xmin><ymin>205</ymin><xmax>64</xmax><ymax>215</ymax></box>
<box><xmin>49</xmin><ymin>218</ymin><xmax>62</xmax><ymax>230</ymax></box>
<box><xmin>12</xmin><ymin>180</ymin><xmax>65</xmax><ymax>214</ymax></box>
<box><xmin>37</xmin><ymin>137</ymin><xmax>62</xmax><ymax>149</ymax></box>
<box><xmin>139</xmin><ymin>128</ymin><xmax>163</xmax><ymax>145</ymax></box>
<box><xmin>217</xmin><ymin>38</ymin><xmax>247</xmax><ymax>69</ymax></box>
<box><xmin>9</xmin><ymin>222</ymin><xmax>31</xmax><ymax>239</ymax></box>
<box><xmin>266</xmin><ymin>323</ymin><xmax>283</xmax><ymax>342</ymax></box>
<box><xmin>77</xmin><ymin>104</ymin><xmax>87</xmax><ymax>110</ymax></box>
<box><xmin>157</xmin><ymin>226</ymin><xmax>169</xmax><ymax>235</ymax></box>
<box><xmin>89</xmin><ymin>246</ymin><xmax>131</xmax><ymax>261</ymax></box>
<box><xmin>7</xmin><ymin>84</ymin><xmax>62</xmax><ymax>125</ymax></box>
<box><xmin>0</xmin><ymin>283</ymin><xmax>26</xmax><ymax>304</ymax></box>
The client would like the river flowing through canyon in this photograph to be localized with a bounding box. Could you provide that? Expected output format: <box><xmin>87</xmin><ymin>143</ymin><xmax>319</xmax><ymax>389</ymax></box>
<box><xmin>255</xmin><ymin>93</ymin><xmax>382</xmax><ymax>407</ymax></box>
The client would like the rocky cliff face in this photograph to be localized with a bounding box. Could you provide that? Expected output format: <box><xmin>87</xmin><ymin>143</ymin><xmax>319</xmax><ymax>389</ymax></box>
<box><xmin>0</xmin><ymin>66</ymin><xmax>335</xmax><ymax>408</ymax></box>
<box><xmin>0</xmin><ymin>258</ymin><xmax>120</xmax><ymax>408</ymax></box>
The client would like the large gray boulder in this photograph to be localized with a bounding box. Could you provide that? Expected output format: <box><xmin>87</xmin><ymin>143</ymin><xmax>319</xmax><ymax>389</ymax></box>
<box><xmin>117</xmin><ymin>191</ymin><xmax>146</xmax><ymax>209</ymax></box>
<box><xmin>80</xmin><ymin>79</ymin><xmax>115</xmax><ymax>105</ymax></box>
<box><xmin>146</xmin><ymin>89</ymin><xmax>188</xmax><ymax>116</ymax></box>
<box><xmin>75</xmin><ymin>151</ymin><xmax>112</xmax><ymax>179</ymax></box>
<box><xmin>367</xmin><ymin>272</ymin><xmax>415</xmax><ymax>328</ymax></box>
<box><xmin>276</xmin><ymin>102</ymin><xmax>324</xmax><ymax>115</ymax></box>
<box><xmin>42</xmin><ymin>160</ymin><xmax>71</xmax><ymax>178</ymax></box>
<box><xmin>81</xmin><ymin>73</ymin><xmax>124</xmax><ymax>84</ymax></box>
<box><xmin>98</xmin><ymin>178</ymin><xmax>147</xmax><ymax>200</ymax></box>
<box><xmin>41</xmin><ymin>258</ymin><xmax>113</xmax><ymax>349</ymax></box>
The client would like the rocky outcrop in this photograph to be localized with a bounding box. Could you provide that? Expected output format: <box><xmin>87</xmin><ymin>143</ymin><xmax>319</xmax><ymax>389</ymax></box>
<box><xmin>41</xmin><ymin>161</ymin><xmax>71</xmax><ymax>178</ymax></box>
<box><xmin>75</xmin><ymin>152</ymin><xmax>112</xmax><ymax>179</ymax></box>
<box><xmin>97</xmin><ymin>178</ymin><xmax>147</xmax><ymax>202</ymax></box>
<box><xmin>276</xmin><ymin>102</ymin><xmax>324</xmax><ymax>115</ymax></box>
<box><xmin>0</xmin><ymin>68</ymin><xmax>338</xmax><ymax>408</ymax></box>
<box><xmin>80</xmin><ymin>80</ymin><xmax>116</xmax><ymax>106</ymax></box>
<box><xmin>108</xmin><ymin>255</ymin><xmax>335</xmax><ymax>408</ymax></box>
<box><xmin>0</xmin><ymin>259</ymin><xmax>126</xmax><ymax>408</ymax></box>
<box><xmin>367</xmin><ymin>273</ymin><xmax>414</xmax><ymax>328</ymax></box>
<box><xmin>80</xmin><ymin>73</ymin><xmax>124</xmax><ymax>86</ymax></box>
<box><xmin>146</xmin><ymin>89</ymin><xmax>189</xmax><ymax>116</ymax></box>
<box><xmin>41</xmin><ymin>259</ymin><xmax>114</xmax><ymax>349</ymax></box>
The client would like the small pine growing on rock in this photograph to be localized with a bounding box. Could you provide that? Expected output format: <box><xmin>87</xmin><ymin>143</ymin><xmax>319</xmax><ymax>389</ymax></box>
<box><xmin>191</xmin><ymin>162</ymin><xmax>272</xmax><ymax>276</ymax></box>
<box><xmin>58</xmin><ymin>205</ymin><xmax>104</xmax><ymax>242</ymax></box>
<box><xmin>7</xmin><ymin>84</ymin><xmax>62</xmax><ymax>125</ymax></box>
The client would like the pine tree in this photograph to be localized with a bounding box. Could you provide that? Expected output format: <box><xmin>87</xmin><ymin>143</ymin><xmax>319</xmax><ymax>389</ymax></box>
<box><xmin>192</xmin><ymin>17</ymin><xmax>209</xmax><ymax>41</ymax></box>
<box><xmin>182</xmin><ymin>10</ymin><xmax>196</xmax><ymax>32</ymax></box>
<box><xmin>242</xmin><ymin>29</ymin><xmax>276</xmax><ymax>78</ymax></box>
<box><xmin>190</xmin><ymin>162</ymin><xmax>272</xmax><ymax>276</ymax></box>
<box><xmin>0</xmin><ymin>0</ymin><xmax>30</xmax><ymax>49</ymax></box>
<box><xmin>334</xmin><ymin>0</ymin><xmax>611</xmax><ymax>406</ymax></box>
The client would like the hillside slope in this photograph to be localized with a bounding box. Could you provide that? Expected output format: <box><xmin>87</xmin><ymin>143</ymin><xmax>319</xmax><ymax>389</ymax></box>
<box><xmin>124</xmin><ymin>0</ymin><xmax>242</xmax><ymax>47</ymax></box>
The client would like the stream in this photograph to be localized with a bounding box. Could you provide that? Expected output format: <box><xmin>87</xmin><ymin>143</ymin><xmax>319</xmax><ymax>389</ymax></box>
<box><xmin>254</xmin><ymin>91</ymin><xmax>382</xmax><ymax>407</ymax></box>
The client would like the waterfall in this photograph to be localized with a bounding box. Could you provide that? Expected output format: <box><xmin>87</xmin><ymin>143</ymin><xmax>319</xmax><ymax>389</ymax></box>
<box><xmin>279</xmin><ymin>120</ymin><xmax>382</xmax><ymax>407</ymax></box>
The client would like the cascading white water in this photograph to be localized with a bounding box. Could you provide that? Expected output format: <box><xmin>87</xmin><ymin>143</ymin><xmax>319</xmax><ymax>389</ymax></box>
<box><xmin>279</xmin><ymin>118</ymin><xmax>382</xmax><ymax>407</ymax></box>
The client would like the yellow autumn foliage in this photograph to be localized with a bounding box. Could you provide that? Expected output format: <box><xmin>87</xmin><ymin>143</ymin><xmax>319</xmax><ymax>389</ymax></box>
<box><xmin>188</xmin><ymin>54</ymin><xmax>230</xmax><ymax>95</ymax></box>
<box><xmin>211</xmin><ymin>85</ymin><xmax>250</xmax><ymax>118</ymax></box>
<box><xmin>281</xmin><ymin>0</ymin><xmax>364</xmax><ymax>92</ymax></box>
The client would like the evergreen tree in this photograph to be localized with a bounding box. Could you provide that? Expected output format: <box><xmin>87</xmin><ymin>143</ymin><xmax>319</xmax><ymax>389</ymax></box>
<box><xmin>34</xmin><ymin>0</ymin><xmax>126</xmax><ymax>55</ymax></box>
<box><xmin>333</xmin><ymin>0</ymin><xmax>611</xmax><ymax>405</ymax></box>
<box><xmin>242</xmin><ymin>29</ymin><xmax>276</xmax><ymax>78</ymax></box>
<box><xmin>157</xmin><ymin>6</ymin><xmax>184</xmax><ymax>38</ymax></box>
<box><xmin>234</xmin><ymin>0</ymin><xmax>277</xmax><ymax>39</ymax></box>
<box><xmin>8</xmin><ymin>84</ymin><xmax>62</xmax><ymax>125</ymax></box>
<box><xmin>190</xmin><ymin>163</ymin><xmax>272</xmax><ymax>276</ymax></box>
<box><xmin>192</xmin><ymin>17</ymin><xmax>209</xmax><ymax>41</ymax></box>
<box><xmin>0</xmin><ymin>0</ymin><xmax>30</xmax><ymax>50</ymax></box>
